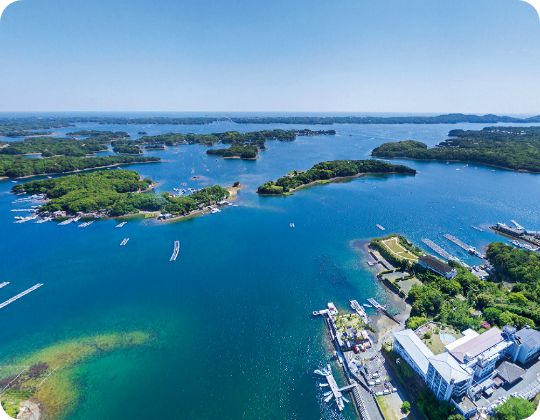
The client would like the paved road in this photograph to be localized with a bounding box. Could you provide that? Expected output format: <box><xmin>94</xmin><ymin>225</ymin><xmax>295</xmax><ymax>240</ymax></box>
<box><xmin>383</xmin><ymin>354</ymin><xmax>427</xmax><ymax>420</ymax></box>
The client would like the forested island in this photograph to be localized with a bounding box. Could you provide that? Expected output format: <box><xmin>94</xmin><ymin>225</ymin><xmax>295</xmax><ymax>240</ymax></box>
<box><xmin>371</xmin><ymin>126</ymin><xmax>540</xmax><ymax>172</ymax></box>
<box><xmin>206</xmin><ymin>144</ymin><xmax>259</xmax><ymax>159</ymax></box>
<box><xmin>13</xmin><ymin>170</ymin><xmax>230</xmax><ymax>217</ymax></box>
<box><xmin>112</xmin><ymin>145</ymin><xmax>142</xmax><ymax>155</ymax></box>
<box><xmin>257</xmin><ymin>160</ymin><xmax>416</xmax><ymax>195</ymax></box>
<box><xmin>4</xmin><ymin>115</ymin><xmax>540</xmax><ymax>135</ymax></box>
<box><xmin>0</xmin><ymin>155</ymin><xmax>160</xmax><ymax>179</ymax></box>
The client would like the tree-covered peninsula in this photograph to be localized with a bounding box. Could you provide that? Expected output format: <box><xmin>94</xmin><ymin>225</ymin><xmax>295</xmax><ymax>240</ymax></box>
<box><xmin>0</xmin><ymin>155</ymin><xmax>160</xmax><ymax>179</ymax></box>
<box><xmin>371</xmin><ymin>126</ymin><xmax>540</xmax><ymax>172</ymax></box>
<box><xmin>13</xmin><ymin>170</ymin><xmax>230</xmax><ymax>217</ymax></box>
<box><xmin>257</xmin><ymin>160</ymin><xmax>416</xmax><ymax>195</ymax></box>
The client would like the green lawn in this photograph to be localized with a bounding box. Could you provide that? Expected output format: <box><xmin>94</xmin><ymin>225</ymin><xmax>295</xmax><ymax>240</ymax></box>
<box><xmin>382</xmin><ymin>237</ymin><xmax>418</xmax><ymax>263</ymax></box>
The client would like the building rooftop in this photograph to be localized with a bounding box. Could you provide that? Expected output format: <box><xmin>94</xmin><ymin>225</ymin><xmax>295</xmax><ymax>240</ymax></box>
<box><xmin>450</xmin><ymin>327</ymin><xmax>504</xmax><ymax>363</ymax></box>
<box><xmin>496</xmin><ymin>361</ymin><xmax>525</xmax><ymax>384</ymax></box>
<box><xmin>445</xmin><ymin>329</ymin><xmax>479</xmax><ymax>352</ymax></box>
<box><xmin>452</xmin><ymin>395</ymin><xmax>477</xmax><ymax>414</ymax></box>
<box><xmin>419</xmin><ymin>255</ymin><xmax>454</xmax><ymax>275</ymax></box>
<box><xmin>516</xmin><ymin>327</ymin><xmax>540</xmax><ymax>349</ymax></box>
<box><xmin>394</xmin><ymin>329</ymin><xmax>434</xmax><ymax>376</ymax></box>
<box><xmin>428</xmin><ymin>352</ymin><xmax>471</xmax><ymax>383</ymax></box>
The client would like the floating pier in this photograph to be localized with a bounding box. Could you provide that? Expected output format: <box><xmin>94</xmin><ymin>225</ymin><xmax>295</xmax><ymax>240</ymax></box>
<box><xmin>0</xmin><ymin>284</ymin><xmax>43</xmax><ymax>310</ymax></box>
<box><xmin>443</xmin><ymin>234</ymin><xmax>475</xmax><ymax>252</ymax></box>
<box><xmin>350</xmin><ymin>300</ymin><xmax>370</xmax><ymax>325</ymax></box>
<box><xmin>78</xmin><ymin>221</ymin><xmax>95</xmax><ymax>228</ymax></box>
<box><xmin>376</xmin><ymin>224</ymin><xmax>385</xmax><ymax>231</ymax></box>
<box><xmin>170</xmin><ymin>241</ymin><xmax>180</xmax><ymax>261</ymax></box>
<box><xmin>421</xmin><ymin>238</ymin><xmax>458</xmax><ymax>261</ymax></box>
<box><xmin>368</xmin><ymin>298</ymin><xmax>400</xmax><ymax>324</ymax></box>
<box><xmin>471</xmin><ymin>226</ymin><xmax>484</xmax><ymax>232</ymax></box>
<box><xmin>0</xmin><ymin>282</ymin><xmax>10</xmax><ymax>289</ymax></box>
<box><xmin>116</xmin><ymin>222</ymin><xmax>127</xmax><ymax>228</ymax></box>
<box><xmin>511</xmin><ymin>220</ymin><xmax>525</xmax><ymax>231</ymax></box>
<box><xmin>120</xmin><ymin>238</ymin><xmax>130</xmax><ymax>246</ymax></box>
<box><xmin>314</xmin><ymin>364</ymin><xmax>356</xmax><ymax>411</ymax></box>
<box><xmin>58</xmin><ymin>219</ymin><xmax>73</xmax><ymax>226</ymax></box>
<box><xmin>10</xmin><ymin>209</ymin><xmax>37</xmax><ymax>212</ymax></box>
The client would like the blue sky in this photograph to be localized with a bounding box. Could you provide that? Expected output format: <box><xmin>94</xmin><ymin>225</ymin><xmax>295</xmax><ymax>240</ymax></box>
<box><xmin>0</xmin><ymin>0</ymin><xmax>539</xmax><ymax>112</ymax></box>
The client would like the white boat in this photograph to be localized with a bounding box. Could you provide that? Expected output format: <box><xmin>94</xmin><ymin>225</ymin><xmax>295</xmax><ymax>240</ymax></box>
<box><xmin>363</xmin><ymin>304</ymin><xmax>372</xmax><ymax>308</ymax></box>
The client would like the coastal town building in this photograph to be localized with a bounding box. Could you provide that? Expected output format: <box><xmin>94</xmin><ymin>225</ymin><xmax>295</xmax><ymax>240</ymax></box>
<box><xmin>418</xmin><ymin>255</ymin><xmax>457</xmax><ymax>279</ymax></box>
<box><xmin>392</xmin><ymin>325</ymin><xmax>540</xmax><ymax>418</ymax></box>
<box><xmin>393</xmin><ymin>329</ymin><xmax>434</xmax><ymax>380</ymax></box>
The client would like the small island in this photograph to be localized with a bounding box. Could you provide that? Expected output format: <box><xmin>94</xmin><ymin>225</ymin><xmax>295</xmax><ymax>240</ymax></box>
<box><xmin>206</xmin><ymin>144</ymin><xmax>259</xmax><ymax>160</ymax></box>
<box><xmin>257</xmin><ymin>160</ymin><xmax>416</xmax><ymax>195</ymax></box>
<box><xmin>371</xmin><ymin>126</ymin><xmax>540</xmax><ymax>173</ymax></box>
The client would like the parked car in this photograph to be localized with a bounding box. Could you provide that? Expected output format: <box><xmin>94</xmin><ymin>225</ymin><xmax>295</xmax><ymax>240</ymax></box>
<box><xmin>375</xmin><ymin>391</ymin><xmax>384</xmax><ymax>396</ymax></box>
<box><xmin>368</xmin><ymin>381</ymin><xmax>376</xmax><ymax>386</ymax></box>
<box><xmin>375</xmin><ymin>379</ymin><xmax>382</xmax><ymax>385</ymax></box>
<box><xmin>371</xmin><ymin>372</ymin><xmax>380</xmax><ymax>378</ymax></box>
<box><xmin>383</xmin><ymin>389</ymin><xmax>391</xmax><ymax>395</ymax></box>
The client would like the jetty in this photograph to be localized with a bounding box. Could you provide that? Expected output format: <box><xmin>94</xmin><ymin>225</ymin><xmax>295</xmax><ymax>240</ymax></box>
<box><xmin>11</xmin><ymin>209</ymin><xmax>37</xmax><ymax>212</ymax></box>
<box><xmin>314</xmin><ymin>364</ymin><xmax>356</xmax><ymax>411</ymax></box>
<box><xmin>58</xmin><ymin>219</ymin><xmax>73</xmax><ymax>226</ymax></box>
<box><xmin>443</xmin><ymin>234</ymin><xmax>475</xmax><ymax>252</ymax></box>
<box><xmin>350</xmin><ymin>300</ymin><xmax>370</xmax><ymax>325</ymax></box>
<box><xmin>0</xmin><ymin>284</ymin><xmax>43</xmax><ymax>310</ymax></box>
<box><xmin>421</xmin><ymin>238</ymin><xmax>457</xmax><ymax>261</ymax></box>
<box><xmin>120</xmin><ymin>238</ymin><xmax>130</xmax><ymax>246</ymax></box>
<box><xmin>170</xmin><ymin>241</ymin><xmax>180</xmax><ymax>261</ymax></box>
<box><xmin>511</xmin><ymin>220</ymin><xmax>525</xmax><ymax>230</ymax></box>
<box><xmin>376</xmin><ymin>224</ymin><xmax>385</xmax><ymax>231</ymax></box>
<box><xmin>0</xmin><ymin>282</ymin><xmax>10</xmax><ymax>289</ymax></box>
<box><xmin>368</xmin><ymin>298</ymin><xmax>400</xmax><ymax>324</ymax></box>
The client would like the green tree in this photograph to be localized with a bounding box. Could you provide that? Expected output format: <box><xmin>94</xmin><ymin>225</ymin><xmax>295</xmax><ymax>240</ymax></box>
<box><xmin>401</xmin><ymin>401</ymin><xmax>410</xmax><ymax>413</ymax></box>
<box><xmin>494</xmin><ymin>397</ymin><xmax>536</xmax><ymax>420</ymax></box>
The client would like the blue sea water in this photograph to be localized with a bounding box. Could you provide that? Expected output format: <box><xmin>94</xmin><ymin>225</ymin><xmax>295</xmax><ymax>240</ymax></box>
<box><xmin>0</xmin><ymin>120</ymin><xmax>539</xmax><ymax>420</ymax></box>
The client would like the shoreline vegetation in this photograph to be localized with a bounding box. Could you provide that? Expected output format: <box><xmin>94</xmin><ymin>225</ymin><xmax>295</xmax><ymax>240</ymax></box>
<box><xmin>257</xmin><ymin>160</ymin><xmax>416</xmax><ymax>195</ymax></box>
<box><xmin>3</xmin><ymin>114</ymin><xmax>540</xmax><ymax>136</ymax></box>
<box><xmin>12</xmin><ymin>170</ymin><xmax>239</xmax><ymax>219</ymax></box>
<box><xmin>0</xmin><ymin>155</ymin><xmax>161</xmax><ymax>179</ymax></box>
<box><xmin>368</xmin><ymin>233</ymin><xmax>540</xmax><ymax>333</ymax></box>
<box><xmin>0</xmin><ymin>331</ymin><xmax>152</xmax><ymax>420</ymax></box>
<box><xmin>0</xmin><ymin>128</ymin><xmax>334</xmax><ymax>179</ymax></box>
<box><xmin>371</xmin><ymin>126</ymin><xmax>540</xmax><ymax>173</ymax></box>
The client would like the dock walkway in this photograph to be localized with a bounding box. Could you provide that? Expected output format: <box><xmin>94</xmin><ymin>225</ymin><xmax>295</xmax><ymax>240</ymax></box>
<box><xmin>0</xmin><ymin>284</ymin><xmax>43</xmax><ymax>310</ymax></box>
<box><xmin>421</xmin><ymin>239</ymin><xmax>457</xmax><ymax>261</ymax></box>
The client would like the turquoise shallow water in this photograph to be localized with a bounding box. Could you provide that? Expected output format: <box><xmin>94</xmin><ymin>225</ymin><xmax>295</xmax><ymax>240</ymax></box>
<box><xmin>1</xmin><ymin>120</ymin><xmax>540</xmax><ymax>419</ymax></box>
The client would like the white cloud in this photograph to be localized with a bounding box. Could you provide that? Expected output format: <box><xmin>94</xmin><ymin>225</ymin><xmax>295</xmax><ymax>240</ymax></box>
<box><xmin>0</xmin><ymin>1</ymin><xmax>15</xmax><ymax>16</ymax></box>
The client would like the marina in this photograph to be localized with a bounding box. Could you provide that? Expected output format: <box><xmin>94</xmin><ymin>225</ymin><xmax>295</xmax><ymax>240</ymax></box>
<box><xmin>0</xmin><ymin>283</ymin><xmax>44</xmax><ymax>310</ymax></box>
<box><xmin>314</xmin><ymin>364</ymin><xmax>355</xmax><ymax>411</ymax></box>
<box><xmin>170</xmin><ymin>241</ymin><xmax>180</xmax><ymax>261</ymax></box>
<box><xmin>421</xmin><ymin>238</ymin><xmax>458</xmax><ymax>261</ymax></box>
